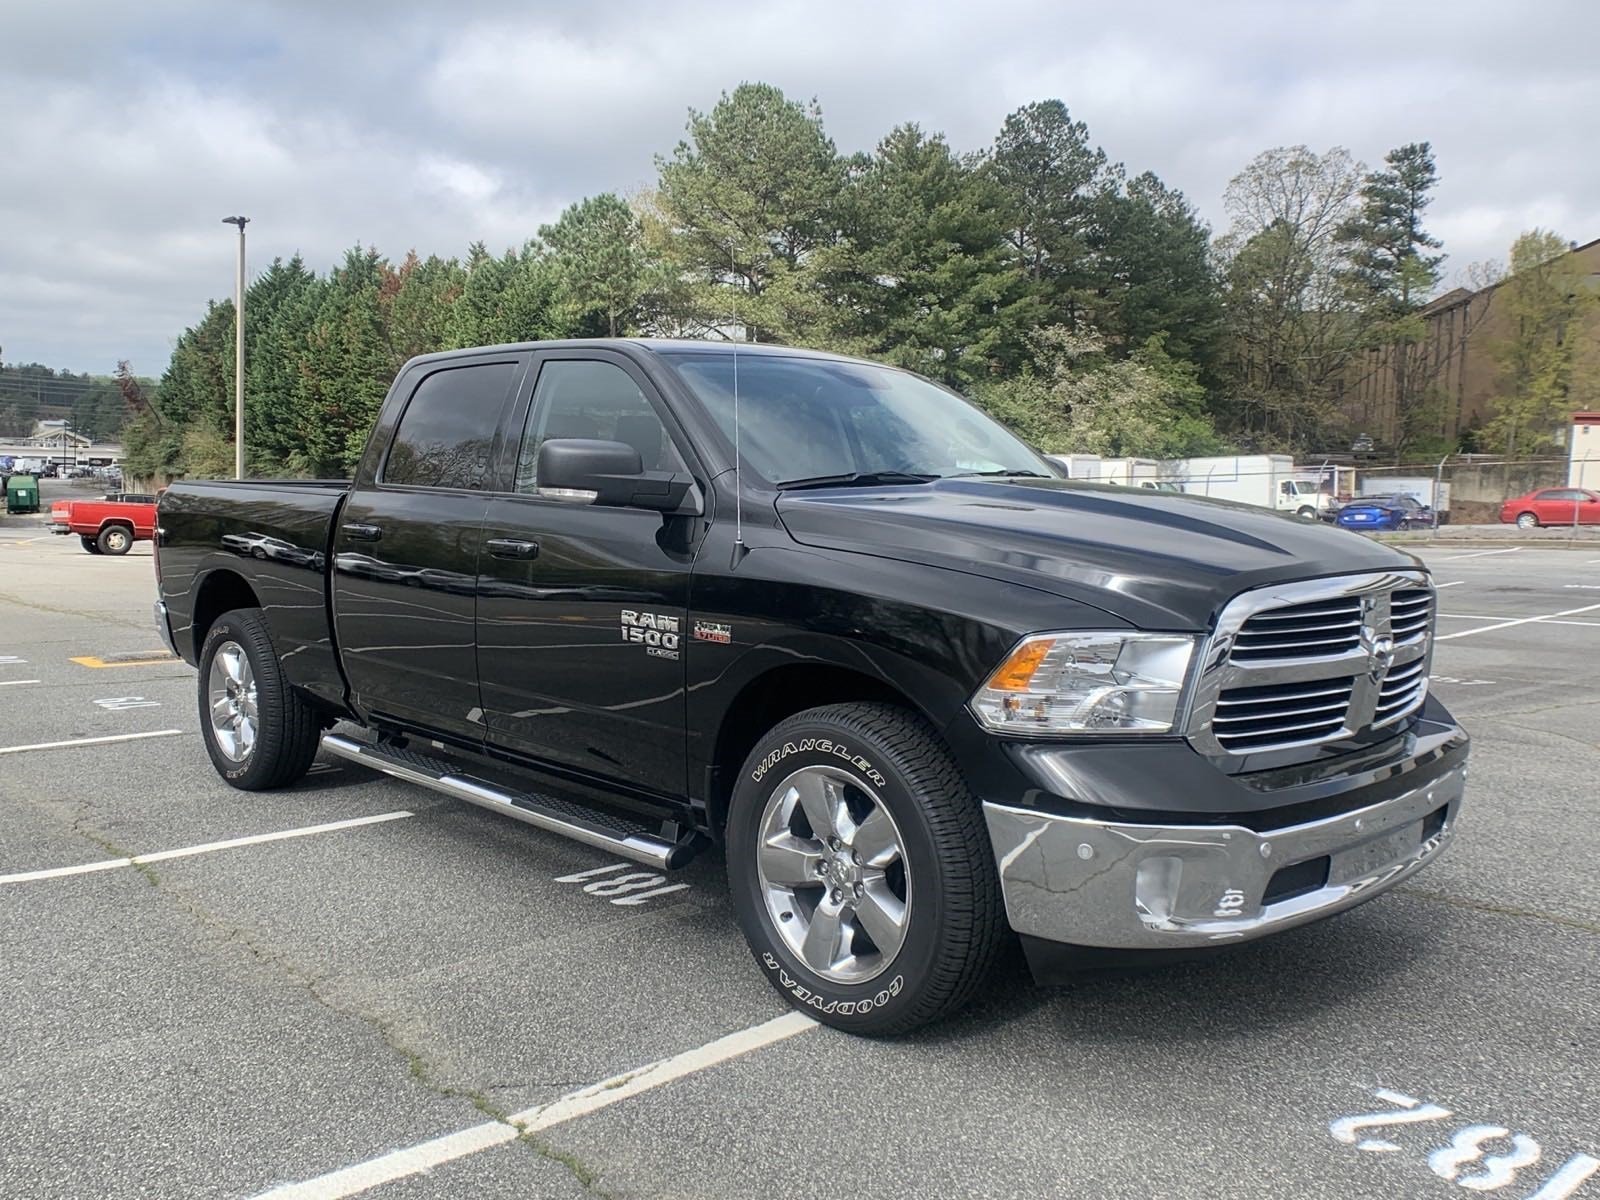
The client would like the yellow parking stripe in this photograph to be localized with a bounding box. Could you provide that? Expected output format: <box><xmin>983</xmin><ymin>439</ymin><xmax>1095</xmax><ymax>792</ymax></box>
<box><xmin>70</xmin><ymin>654</ymin><xmax>180</xmax><ymax>668</ymax></box>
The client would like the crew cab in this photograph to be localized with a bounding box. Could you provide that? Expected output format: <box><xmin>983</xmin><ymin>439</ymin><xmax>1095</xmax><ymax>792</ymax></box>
<box><xmin>51</xmin><ymin>493</ymin><xmax>158</xmax><ymax>555</ymax></box>
<box><xmin>153</xmin><ymin>340</ymin><xmax>1468</xmax><ymax>1034</ymax></box>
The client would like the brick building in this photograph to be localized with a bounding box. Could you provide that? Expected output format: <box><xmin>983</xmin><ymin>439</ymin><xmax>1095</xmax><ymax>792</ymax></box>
<box><xmin>1345</xmin><ymin>236</ymin><xmax>1600</xmax><ymax>449</ymax></box>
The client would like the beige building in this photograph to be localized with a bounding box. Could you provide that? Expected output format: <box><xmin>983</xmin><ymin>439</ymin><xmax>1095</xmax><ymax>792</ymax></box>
<box><xmin>1572</xmin><ymin>412</ymin><xmax>1600</xmax><ymax>489</ymax></box>
<box><xmin>1345</xmin><ymin>236</ymin><xmax>1600</xmax><ymax>449</ymax></box>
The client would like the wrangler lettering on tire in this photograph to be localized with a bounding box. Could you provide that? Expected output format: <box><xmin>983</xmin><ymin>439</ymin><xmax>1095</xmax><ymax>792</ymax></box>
<box><xmin>727</xmin><ymin>702</ymin><xmax>1004</xmax><ymax>1036</ymax></box>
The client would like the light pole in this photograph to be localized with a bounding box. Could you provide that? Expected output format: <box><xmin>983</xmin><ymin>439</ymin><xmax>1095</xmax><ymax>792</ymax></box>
<box><xmin>222</xmin><ymin>216</ymin><xmax>249</xmax><ymax>479</ymax></box>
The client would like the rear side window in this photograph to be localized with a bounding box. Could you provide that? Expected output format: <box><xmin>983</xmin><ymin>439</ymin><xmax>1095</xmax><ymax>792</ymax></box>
<box><xmin>514</xmin><ymin>360</ymin><xmax>684</xmax><ymax>492</ymax></box>
<box><xmin>383</xmin><ymin>362</ymin><xmax>517</xmax><ymax>489</ymax></box>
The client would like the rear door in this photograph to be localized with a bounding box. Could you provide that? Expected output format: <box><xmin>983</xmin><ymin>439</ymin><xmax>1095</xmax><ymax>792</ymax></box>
<box><xmin>475</xmin><ymin>350</ymin><xmax>702</xmax><ymax>801</ymax></box>
<box><xmin>1535</xmin><ymin>489</ymin><xmax>1581</xmax><ymax>524</ymax></box>
<box><xmin>332</xmin><ymin>353</ymin><xmax>527</xmax><ymax>742</ymax></box>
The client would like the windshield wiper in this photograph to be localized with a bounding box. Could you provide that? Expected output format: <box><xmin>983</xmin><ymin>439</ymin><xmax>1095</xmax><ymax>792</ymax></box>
<box><xmin>950</xmin><ymin>469</ymin><xmax>1053</xmax><ymax>479</ymax></box>
<box><xmin>777</xmin><ymin>471</ymin><xmax>941</xmax><ymax>491</ymax></box>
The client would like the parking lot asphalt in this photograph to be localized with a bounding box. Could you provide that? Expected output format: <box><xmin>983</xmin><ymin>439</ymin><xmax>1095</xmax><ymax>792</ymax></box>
<box><xmin>1</xmin><ymin>518</ymin><xmax>1596</xmax><ymax>1200</ymax></box>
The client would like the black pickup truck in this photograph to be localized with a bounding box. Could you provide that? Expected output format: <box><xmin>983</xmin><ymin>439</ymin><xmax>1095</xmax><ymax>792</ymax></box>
<box><xmin>154</xmin><ymin>339</ymin><xmax>1467</xmax><ymax>1034</ymax></box>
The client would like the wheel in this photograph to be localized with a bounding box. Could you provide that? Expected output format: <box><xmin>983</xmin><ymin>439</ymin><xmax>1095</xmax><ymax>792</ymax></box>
<box><xmin>726</xmin><ymin>702</ymin><xmax>1005</xmax><ymax>1035</ymax></box>
<box><xmin>197</xmin><ymin>607</ymin><xmax>321</xmax><ymax>790</ymax></box>
<box><xmin>1515</xmin><ymin>512</ymin><xmax>1539</xmax><ymax>529</ymax></box>
<box><xmin>80</xmin><ymin>535</ymin><xmax>102</xmax><ymax>554</ymax></box>
<box><xmin>97</xmin><ymin>525</ymin><xmax>132</xmax><ymax>555</ymax></box>
<box><xmin>1296</xmin><ymin>505</ymin><xmax>1317</xmax><ymax>520</ymax></box>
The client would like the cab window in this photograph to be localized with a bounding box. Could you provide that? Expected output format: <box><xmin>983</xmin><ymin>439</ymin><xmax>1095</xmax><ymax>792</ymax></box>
<box><xmin>514</xmin><ymin>360</ymin><xmax>685</xmax><ymax>493</ymax></box>
<box><xmin>383</xmin><ymin>362</ymin><xmax>517</xmax><ymax>489</ymax></box>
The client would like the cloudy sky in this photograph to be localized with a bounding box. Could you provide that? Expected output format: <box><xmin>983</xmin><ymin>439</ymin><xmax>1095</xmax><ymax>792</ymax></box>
<box><xmin>3</xmin><ymin>0</ymin><xmax>1596</xmax><ymax>376</ymax></box>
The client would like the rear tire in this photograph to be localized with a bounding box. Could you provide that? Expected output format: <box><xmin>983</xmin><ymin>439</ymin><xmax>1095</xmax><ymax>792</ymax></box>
<box><xmin>1515</xmin><ymin>512</ymin><xmax>1539</xmax><ymax>529</ymax></box>
<box><xmin>197</xmin><ymin>608</ymin><xmax>321</xmax><ymax>790</ymax></box>
<box><xmin>97</xmin><ymin>525</ymin><xmax>132</xmax><ymax>555</ymax></box>
<box><xmin>726</xmin><ymin>702</ymin><xmax>1005</xmax><ymax>1035</ymax></box>
<box><xmin>80</xmin><ymin>535</ymin><xmax>102</xmax><ymax>554</ymax></box>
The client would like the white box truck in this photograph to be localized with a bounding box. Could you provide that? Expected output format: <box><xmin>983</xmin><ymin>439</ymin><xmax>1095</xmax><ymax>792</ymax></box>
<box><xmin>1171</xmin><ymin>455</ymin><xmax>1338</xmax><ymax>519</ymax></box>
<box><xmin>1043</xmin><ymin>453</ymin><xmax>1104</xmax><ymax>480</ymax></box>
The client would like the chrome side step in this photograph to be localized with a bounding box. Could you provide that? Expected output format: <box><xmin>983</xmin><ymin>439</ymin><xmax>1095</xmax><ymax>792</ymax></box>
<box><xmin>320</xmin><ymin>733</ymin><xmax>691</xmax><ymax>870</ymax></box>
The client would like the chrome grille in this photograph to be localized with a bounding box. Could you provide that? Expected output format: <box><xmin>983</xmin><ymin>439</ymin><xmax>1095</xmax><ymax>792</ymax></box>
<box><xmin>1187</xmin><ymin>571</ymin><xmax>1434</xmax><ymax>757</ymax></box>
<box><xmin>1374</xmin><ymin>656</ymin><xmax>1429</xmax><ymax>728</ymax></box>
<box><xmin>1390</xmin><ymin>589</ymin><xmax>1433</xmax><ymax>643</ymax></box>
<box><xmin>1230</xmin><ymin>597</ymin><xmax>1363</xmax><ymax>662</ymax></box>
<box><xmin>1212</xmin><ymin>678</ymin><xmax>1354</xmax><ymax>752</ymax></box>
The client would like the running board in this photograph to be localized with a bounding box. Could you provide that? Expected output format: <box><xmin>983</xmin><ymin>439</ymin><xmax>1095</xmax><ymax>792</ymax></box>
<box><xmin>320</xmin><ymin>733</ymin><xmax>693</xmax><ymax>870</ymax></box>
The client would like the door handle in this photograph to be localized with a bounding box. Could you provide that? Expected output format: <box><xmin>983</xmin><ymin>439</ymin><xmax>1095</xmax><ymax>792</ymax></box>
<box><xmin>342</xmin><ymin>522</ymin><xmax>383</xmax><ymax>542</ymax></box>
<box><xmin>486</xmin><ymin>537</ymin><xmax>540</xmax><ymax>560</ymax></box>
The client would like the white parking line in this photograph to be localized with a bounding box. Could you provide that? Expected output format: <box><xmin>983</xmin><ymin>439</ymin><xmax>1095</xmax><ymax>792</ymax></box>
<box><xmin>1434</xmin><ymin>602</ymin><xmax>1600</xmax><ymax>641</ymax></box>
<box><xmin>0</xmin><ymin>729</ymin><xmax>185</xmax><ymax>756</ymax></box>
<box><xmin>0</xmin><ymin>678</ymin><xmax>42</xmax><ymax>686</ymax></box>
<box><xmin>252</xmin><ymin>1011</ymin><xmax>818</xmax><ymax>1200</ymax></box>
<box><xmin>1437</xmin><ymin>547</ymin><xmax>1522</xmax><ymax>561</ymax></box>
<box><xmin>1434</xmin><ymin>581</ymin><xmax>1464</xmax><ymax>589</ymax></box>
<box><xmin>0</xmin><ymin>811</ymin><xmax>414</xmax><ymax>885</ymax></box>
<box><xmin>1</xmin><ymin>812</ymin><xmax>412</xmax><ymax>889</ymax></box>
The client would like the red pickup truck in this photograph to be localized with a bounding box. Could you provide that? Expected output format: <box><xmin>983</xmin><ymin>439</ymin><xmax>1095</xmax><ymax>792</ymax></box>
<box><xmin>50</xmin><ymin>493</ymin><xmax>158</xmax><ymax>555</ymax></box>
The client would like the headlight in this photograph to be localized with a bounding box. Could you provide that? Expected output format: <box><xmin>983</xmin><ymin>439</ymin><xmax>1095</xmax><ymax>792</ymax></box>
<box><xmin>969</xmin><ymin>632</ymin><xmax>1196</xmax><ymax>735</ymax></box>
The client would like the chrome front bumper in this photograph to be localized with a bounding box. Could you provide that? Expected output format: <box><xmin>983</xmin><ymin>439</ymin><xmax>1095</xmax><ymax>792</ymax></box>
<box><xmin>982</xmin><ymin>763</ymin><xmax>1464</xmax><ymax>950</ymax></box>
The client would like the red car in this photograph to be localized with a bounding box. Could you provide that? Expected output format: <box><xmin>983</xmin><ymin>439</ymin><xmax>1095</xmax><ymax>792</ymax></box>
<box><xmin>1499</xmin><ymin>487</ymin><xmax>1600</xmax><ymax>528</ymax></box>
<box><xmin>50</xmin><ymin>493</ymin><xmax>159</xmax><ymax>555</ymax></box>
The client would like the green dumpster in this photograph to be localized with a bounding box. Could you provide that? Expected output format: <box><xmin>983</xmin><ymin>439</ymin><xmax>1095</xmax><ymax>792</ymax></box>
<box><xmin>5</xmin><ymin>474</ymin><xmax>40</xmax><ymax>515</ymax></box>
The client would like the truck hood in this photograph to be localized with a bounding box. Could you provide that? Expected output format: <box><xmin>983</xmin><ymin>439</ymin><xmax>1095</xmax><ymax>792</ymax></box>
<box><xmin>775</xmin><ymin>478</ymin><xmax>1420</xmax><ymax>630</ymax></box>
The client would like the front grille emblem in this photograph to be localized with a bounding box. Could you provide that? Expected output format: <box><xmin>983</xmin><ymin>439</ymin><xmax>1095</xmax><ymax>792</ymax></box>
<box><xmin>1362</xmin><ymin>628</ymin><xmax>1396</xmax><ymax>685</ymax></box>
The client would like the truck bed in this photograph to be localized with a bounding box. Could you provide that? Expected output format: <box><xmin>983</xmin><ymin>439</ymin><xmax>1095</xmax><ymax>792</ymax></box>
<box><xmin>157</xmin><ymin>478</ymin><xmax>351</xmax><ymax>710</ymax></box>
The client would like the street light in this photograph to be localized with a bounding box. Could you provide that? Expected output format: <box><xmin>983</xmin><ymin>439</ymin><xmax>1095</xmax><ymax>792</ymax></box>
<box><xmin>222</xmin><ymin>215</ymin><xmax>249</xmax><ymax>479</ymax></box>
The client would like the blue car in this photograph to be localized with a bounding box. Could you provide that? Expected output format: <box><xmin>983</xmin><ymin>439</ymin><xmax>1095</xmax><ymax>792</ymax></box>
<box><xmin>1335</xmin><ymin>494</ymin><xmax>1435</xmax><ymax>531</ymax></box>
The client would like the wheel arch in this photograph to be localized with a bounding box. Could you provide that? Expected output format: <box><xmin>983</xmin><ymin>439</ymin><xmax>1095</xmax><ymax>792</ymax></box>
<box><xmin>190</xmin><ymin>569</ymin><xmax>262</xmax><ymax>661</ymax></box>
<box><xmin>706</xmin><ymin>662</ymin><xmax>931</xmax><ymax>837</ymax></box>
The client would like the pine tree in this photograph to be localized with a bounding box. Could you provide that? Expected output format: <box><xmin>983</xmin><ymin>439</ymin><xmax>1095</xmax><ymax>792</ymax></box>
<box><xmin>827</xmin><ymin>124</ymin><xmax>1029</xmax><ymax>384</ymax></box>
<box><xmin>540</xmin><ymin>195</ymin><xmax>649</xmax><ymax>337</ymax></box>
<box><xmin>1338</xmin><ymin>142</ymin><xmax>1446</xmax><ymax>455</ymax></box>
<box><xmin>652</xmin><ymin>83</ymin><xmax>847</xmax><ymax>342</ymax></box>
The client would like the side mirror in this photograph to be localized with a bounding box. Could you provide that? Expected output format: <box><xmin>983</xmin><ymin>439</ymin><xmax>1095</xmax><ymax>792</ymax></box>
<box><xmin>535</xmin><ymin>438</ymin><xmax>697</xmax><ymax>514</ymax></box>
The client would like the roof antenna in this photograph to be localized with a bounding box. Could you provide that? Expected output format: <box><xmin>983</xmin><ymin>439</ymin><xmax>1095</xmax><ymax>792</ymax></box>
<box><xmin>731</xmin><ymin>240</ymin><xmax>748</xmax><ymax>566</ymax></box>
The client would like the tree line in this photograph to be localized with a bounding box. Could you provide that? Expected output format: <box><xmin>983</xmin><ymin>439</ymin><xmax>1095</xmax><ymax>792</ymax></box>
<box><xmin>114</xmin><ymin>83</ymin><xmax>1590</xmax><ymax>482</ymax></box>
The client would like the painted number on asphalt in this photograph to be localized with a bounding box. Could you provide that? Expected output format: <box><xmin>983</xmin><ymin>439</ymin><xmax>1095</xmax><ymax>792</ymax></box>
<box><xmin>1331</xmin><ymin>1087</ymin><xmax>1599</xmax><ymax>1196</ymax></box>
<box><xmin>1431</xmin><ymin>675</ymin><xmax>1496</xmax><ymax>687</ymax></box>
<box><xmin>93</xmin><ymin>696</ymin><xmax>161</xmax><ymax>710</ymax></box>
<box><xmin>554</xmin><ymin>861</ymin><xmax>690</xmax><ymax>907</ymax></box>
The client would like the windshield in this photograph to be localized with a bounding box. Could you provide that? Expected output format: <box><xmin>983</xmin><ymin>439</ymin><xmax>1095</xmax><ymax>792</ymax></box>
<box><xmin>663</xmin><ymin>351</ymin><xmax>1051</xmax><ymax>486</ymax></box>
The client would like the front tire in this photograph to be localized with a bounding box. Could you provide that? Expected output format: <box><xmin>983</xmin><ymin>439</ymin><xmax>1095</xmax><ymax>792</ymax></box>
<box><xmin>1515</xmin><ymin>512</ymin><xmax>1539</xmax><ymax>529</ymax></box>
<box><xmin>80</xmin><ymin>535</ymin><xmax>102</xmax><ymax>554</ymax></box>
<box><xmin>1296</xmin><ymin>505</ymin><xmax>1317</xmax><ymax>520</ymax></box>
<box><xmin>198</xmin><ymin>608</ymin><xmax>321</xmax><ymax>790</ymax></box>
<box><xmin>97</xmin><ymin>525</ymin><xmax>132</xmax><ymax>555</ymax></box>
<box><xmin>726</xmin><ymin>702</ymin><xmax>1004</xmax><ymax>1035</ymax></box>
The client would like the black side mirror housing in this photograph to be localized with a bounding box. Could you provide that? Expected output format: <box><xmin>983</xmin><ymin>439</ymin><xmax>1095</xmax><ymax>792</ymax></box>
<box><xmin>535</xmin><ymin>438</ymin><xmax>698</xmax><ymax>514</ymax></box>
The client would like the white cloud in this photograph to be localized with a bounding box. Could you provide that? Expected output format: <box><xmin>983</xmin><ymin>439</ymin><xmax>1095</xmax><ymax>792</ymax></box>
<box><xmin>1</xmin><ymin>0</ymin><xmax>1598</xmax><ymax>373</ymax></box>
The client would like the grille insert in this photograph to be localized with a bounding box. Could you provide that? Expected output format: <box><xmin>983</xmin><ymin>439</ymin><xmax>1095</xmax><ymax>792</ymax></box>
<box><xmin>1390</xmin><ymin>589</ymin><xmax>1433</xmax><ymax>643</ymax></box>
<box><xmin>1231</xmin><ymin>598</ymin><xmax>1363</xmax><ymax>662</ymax></box>
<box><xmin>1374</xmin><ymin>656</ymin><xmax>1428</xmax><ymax>727</ymax></box>
<box><xmin>1213</xmin><ymin>678</ymin><xmax>1354</xmax><ymax>752</ymax></box>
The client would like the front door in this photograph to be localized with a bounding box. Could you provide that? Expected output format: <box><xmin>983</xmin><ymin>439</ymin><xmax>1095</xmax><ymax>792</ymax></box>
<box><xmin>475</xmin><ymin>351</ymin><xmax>702</xmax><ymax>801</ymax></box>
<box><xmin>332</xmin><ymin>353</ymin><xmax>525</xmax><ymax>742</ymax></box>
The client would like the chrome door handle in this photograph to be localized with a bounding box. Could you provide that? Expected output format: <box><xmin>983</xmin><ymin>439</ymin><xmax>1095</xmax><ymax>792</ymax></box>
<box><xmin>486</xmin><ymin>538</ymin><xmax>539</xmax><ymax>560</ymax></box>
<box><xmin>341</xmin><ymin>522</ymin><xmax>382</xmax><ymax>542</ymax></box>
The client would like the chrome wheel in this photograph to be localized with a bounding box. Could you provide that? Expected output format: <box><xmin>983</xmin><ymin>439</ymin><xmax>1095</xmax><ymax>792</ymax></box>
<box><xmin>756</xmin><ymin>765</ymin><xmax>911</xmax><ymax>984</ymax></box>
<box><xmin>207</xmin><ymin>640</ymin><xmax>258</xmax><ymax>762</ymax></box>
<box><xmin>1516</xmin><ymin>512</ymin><xmax>1538</xmax><ymax>529</ymax></box>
